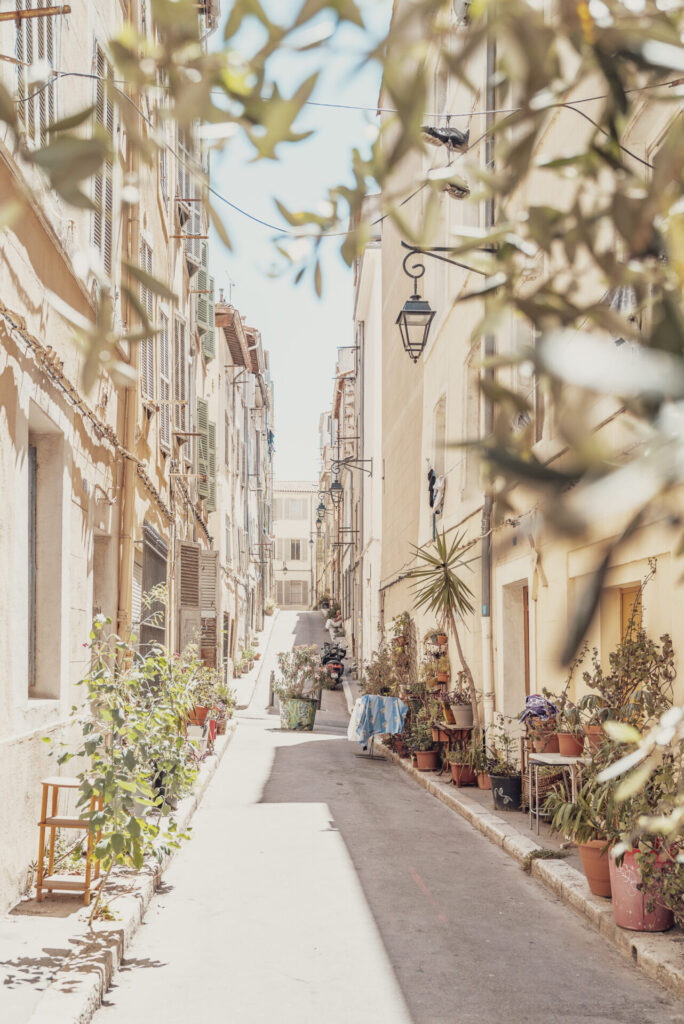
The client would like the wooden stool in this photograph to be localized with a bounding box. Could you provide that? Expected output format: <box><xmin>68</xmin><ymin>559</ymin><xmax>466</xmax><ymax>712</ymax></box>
<box><xmin>36</xmin><ymin>777</ymin><xmax>103</xmax><ymax>905</ymax></box>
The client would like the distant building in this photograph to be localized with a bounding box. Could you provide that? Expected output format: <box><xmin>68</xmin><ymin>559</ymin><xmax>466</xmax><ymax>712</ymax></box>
<box><xmin>273</xmin><ymin>482</ymin><xmax>317</xmax><ymax>609</ymax></box>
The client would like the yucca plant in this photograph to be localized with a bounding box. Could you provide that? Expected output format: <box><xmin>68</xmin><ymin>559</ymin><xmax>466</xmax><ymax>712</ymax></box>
<box><xmin>406</xmin><ymin>531</ymin><xmax>480</xmax><ymax>731</ymax></box>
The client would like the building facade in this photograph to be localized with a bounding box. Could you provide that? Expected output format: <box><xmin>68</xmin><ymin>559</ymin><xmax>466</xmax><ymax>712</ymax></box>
<box><xmin>273</xmin><ymin>482</ymin><xmax>317</xmax><ymax>610</ymax></box>
<box><xmin>0</xmin><ymin>0</ymin><xmax>275</xmax><ymax>913</ymax></box>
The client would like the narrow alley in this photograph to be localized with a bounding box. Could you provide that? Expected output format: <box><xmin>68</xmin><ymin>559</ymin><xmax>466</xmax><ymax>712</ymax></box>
<box><xmin>90</xmin><ymin>612</ymin><xmax>682</xmax><ymax>1024</ymax></box>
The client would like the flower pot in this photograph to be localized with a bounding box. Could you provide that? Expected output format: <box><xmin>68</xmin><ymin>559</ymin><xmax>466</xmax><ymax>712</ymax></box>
<box><xmin>609</xmin><ymin>850</ymin><xmax>674</xmax><ymax>932</ymax></box>
<box><xmin>585</xmin><ymin>725</ymin><xmax>603</xmax><ymax>753</ymax></box>
<box><xmin>490</xmin><ymin>773</ymin><xmax>522</xmax><ymax>811</ymax></box>
<box><xmin>436</xmin><ymin>672</ymin><xmax>449</xmax><ymax>684</ymax></box>
<box><xmin>394</xmin><ymin>740</ymin><xmax>409</xmax><ymax>759</ymax></box>
<box><xmin>414</xmin><ymin>749</ymin><xmax>440</xmax><ymax>771</ymax></box>
<box><xmin>279</xmin><ymin>697</ymin><xmax>317</xmax><ymax>732</ymax></box>
<box><xmin>450</xmin><ymin>705</ymin><xmax>473</xmax><ymax>729</ymax></box>
<box><xmin>254</xmin><ymin>653</ymin><xmax>261</xmax><ymax>661</ymax></box>
<box><xmin>216</xmin><ymin>718</ymin><xmax>227</xmax><ymax>736</ymax></box>
<box><xmin>189</xmin><ymin>704</ymin><xmax>209</xmax><ymax>726</ymax></box>
<box><xmin>477</xmin><ymin>771</ymin><xmax>491</xmax><ymax>790</ymax></box>
<box><xmin>436</xmin><ymin>633</ymin><xmax>448</xmax><ymax>645</ymax></box>
<box><xmin>578</xmin><ymin>840</ymin><xmax>612</xmax><ymax>898</ymax></box>
<box><xmin>450</xmin><ymin>762</ymin><xmax>476</xmax><ymax>787</ymax></box>
<box><xmin>557</xmin><ymin>732</ymin><xmax>584</xmax><ymax>756</ymax></box>
<box><xmin>431</xmin><ymin>725</ymin><xmax>450</xmax><ymax>743</ymax></box>
<box><xmin>532</xmin><ymin>732</ymin><xmax>559</xmax><ymax>754</ymax></box>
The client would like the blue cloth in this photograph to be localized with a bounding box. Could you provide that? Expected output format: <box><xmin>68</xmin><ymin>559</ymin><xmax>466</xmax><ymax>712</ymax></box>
<box><xmin>347</xmin><ymin>695</ymin><xmax>408</xmax><ymax>747</ymax></box>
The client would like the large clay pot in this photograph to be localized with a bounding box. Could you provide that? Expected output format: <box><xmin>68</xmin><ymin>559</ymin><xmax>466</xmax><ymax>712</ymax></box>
<box><xmin>557</xmin><ymin>732</ymin><xmax>585</xmax><ymax>756</ymax></box>
<box><xmin>490</xmin><ymin>773</ymin><xmax>522</xmax><ymax>811</ymax></box>
<box><xmin>450</xmin><ymin>763</ymin><xmax>476</xmax><ymax>787</ymax></box>
<box><xmin>414</xmin><ymin>749</ymin><xmax>440</xmax><ymax>771</ymax></box>
<box><xmin>189</xmin><ymin>704</ymin><xmax>209</xmax><ymax>726</ymax></box>
<box><xmin>477</xmin><ymin>772</ymin><xmax>491</xmax><ymax>790</ymax></box>
<box><xmin>450</xmin><ymin>705</ymin><xmax>474</xmax><ymax>729</ymax></box>
<box><xmin>279</xmin><ymin>697</ymin><xmax>317</xmax><ymax>732</ymax></box>
<box><xmin>609</xmin><ymin>849</ymin><xmax>674</xmax><ymax>932</ymax></box>
<box><xmin>579</xmin><ymin>840</ymin><xmax>612</xmax><ymax>898</ymax></box>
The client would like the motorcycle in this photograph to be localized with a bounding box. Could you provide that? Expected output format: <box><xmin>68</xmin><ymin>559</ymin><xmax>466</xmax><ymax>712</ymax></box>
<box><xmin>320</xmin><ymin>641</ymin><xmax>346</xmax><ymax>689</ymax></box>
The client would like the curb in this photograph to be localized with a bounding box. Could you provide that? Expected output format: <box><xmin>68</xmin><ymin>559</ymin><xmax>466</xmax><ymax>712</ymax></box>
<box><xmin>381</xmin><ymin>743</ymin><xmax>684</xmax><ymax>1002</ymax></box>
<box><xmin>26</xmin><ymin>725</ymin><xmax>237</xmax><ymax>1024</ymax></box>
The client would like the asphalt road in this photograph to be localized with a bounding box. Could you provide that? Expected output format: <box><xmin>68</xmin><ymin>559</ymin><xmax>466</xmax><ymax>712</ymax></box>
<box><xmin>92</xmin><ymin>611</ymin><xmax>684</xmax><ymax>1024</ymax></box>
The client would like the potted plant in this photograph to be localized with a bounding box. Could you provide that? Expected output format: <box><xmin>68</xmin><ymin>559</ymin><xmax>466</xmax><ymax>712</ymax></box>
<box><xmin>434</xmin><ymin>654</ymin><xmax>450</xmax><ymax>685</ymax></box>
<box><xmin>275</xmin><ymin>645</ymin><xmax>331</xmax><ymax>731</ymax></box>
<box><xmin>546</xmin><ymin>774</ymin><xmax>614</xmax><ymax>898</ymax></box>
<box><xmin>409</xmin><ymin>715</ymin><xmax>440</xmax><ymax>771</ymax></box>
<box><xmin>488</xmin><ymin>724</ymin><xmax>522</xmax><ymax>811</ymax></box>
<box><xmin>445</xmin><ymin>687</ymin><xmax>473</xmax><ymax>729</ymax></box>
<box><xmin>361</xmin><ymin>643</ymin><xmax>396</xmax><ymax>696</ymax></box>
<box><xmin>467</xmin><ymin>731</ymin><xmax>493</xmax><ymax>789</ymax></box>
<box><xmin>446</xmin><ymin>743</ymin><xmax>476</xmax><ymax>787</ymax></box>
<box><xmin>556</xmin><ymin>702</ymin><xmax>585</xmax><ymax>756</ymax></box>
<box><xmin>264</xmin><ymin>598</ymin><xmax>275</xmax><ymax>616</ymax></box>
<box><xmin>519</xmin><ymin>694</ymin><xmax>559</xmax><ymax>753</ymax></box>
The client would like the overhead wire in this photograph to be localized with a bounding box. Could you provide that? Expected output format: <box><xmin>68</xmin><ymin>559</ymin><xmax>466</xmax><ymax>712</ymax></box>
<box><xmin>11</xmin><ymin>64</ymin><xmax>677</xmax><ymax>236</ymax></box>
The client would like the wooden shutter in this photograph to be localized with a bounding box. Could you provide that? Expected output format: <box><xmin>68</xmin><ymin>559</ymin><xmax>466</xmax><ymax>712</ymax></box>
<box><xmin>93</xmin><ymin>46</ymin><xmax>114</xmax><ymax>274</ymax></box>
<box><xmin>203</xmin><ymin>276</ymin><xmax>216</xmax><ymax>361</ymax></box>
<box><xmin>200</xmin><ymin>551</ymin><xmax>218</xmax><ymax>667</ymax></box>
<box><xmin>174</xmin><ymin>318</ymin><xmax>187</xmax><ymax>431</ymax></box>
<box><xmin>224</xmin><ymin>412</ymin><xmax>230</xmax><ymax>470</ymax></box>
<box><xmin>225</xmin><ymin>514</ymin><xmax>232</xmax><ymax>563</ymax></box>
<box><xmin>178</xmin><ymin>542</ymin><xmax>201</xmax><ymax>651</ymax></box>
<box><xmin>197</xmin><ymin>398</ymin><xmax>209</xmax><ymax>498</ymax></box>
<box><xmin>140</xmin><ymin>239</ymin><xmax>155</xmax><ymax>399</ymax></box>
<box><xmin>207</xmin><ymin>421</ymin><xmax>216</xmax><ymax>511</ymax></box>
<box><xmin>131</xmin><ymin>560</ymin><xmax>143</xmax><ymax>631</ymax></box>
<box><xmin>196</xmin><ymin>242</ymin><xmax>209</xmax><ymax>333</ymax></box>
<box><xmin>159</xmin><ymin>312</ymin><xmax>171</xmax><ymax>451</ymax></box>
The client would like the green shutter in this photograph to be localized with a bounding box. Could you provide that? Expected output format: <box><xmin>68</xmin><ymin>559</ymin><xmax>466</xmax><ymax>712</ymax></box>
<box><xmin>196</xmin><ymin>242</ymin><xmax>209</xmax><ymax>335</ymax></box>
<box><xmin>202</xmin><ymin>275</ymin><xmax>216</xmax><ymax>362</ymax></box>
<box><xmin>207</xmin><ymin>421</ymin><xmax>216</xmax><ymax>511</ymax></box>
<box><xmin>197</xmin><ymin>398</ymin><xmax>209</xmax><ymax>499</ymax></box>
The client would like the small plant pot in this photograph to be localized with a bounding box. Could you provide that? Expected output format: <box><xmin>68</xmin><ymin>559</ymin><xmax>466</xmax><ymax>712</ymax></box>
<box><xmin>532</xmin><ymin>732</ymin><xmax>559</xmax><ymax>754</ymax></box>
<box><xmin>477</xmin><ymin>771</ymin><xmax>491</xmax><ymax>790</ymax></box>
<box><xmin>414</xmin><ymin>749</ymin><xmax>440</xmax><ymax>771</ymax></box>
<box><xmin>449</xmin><ymin>705</ymin><xmax>473</xmax><ymax>729</ymax></box>
<box><xmin>609</xmin><ymin>850</ymin><xmax>674</xmax><ymax>932</ymax></box>
<box><xmin>189</xmin><ymin>705</ymin><xmax>209</xmax><ymax>726</ymax></box>
<box><xmin>394</xmin><ymin>739</ymin><xmax>409</xmax><ymax>759</ymax></box>
<box><xmin>436</xmin><ymin>633</ymin><xmax>448</xmax><ymax>645</ymax></box>
<box><xmin>436</xmin><ymin>672</ymin><xmax>449</xmax><ymax>684</ymax></box>
<box><xmin>216</xmin><ymin>718</ymin><xmax>227</xmax><ymax>736</ymax></box>
<box><xmin>557</xmin><ymin>732</ymin><xmax>585</xmax><ymax>756</ymax></box>
<box><xmin>585</xmin><ymin>725</ymin><xmax>604</xmax><ymax>753</ymax></box>
<box><xmin>431</xmin><ymin>726</ymin><xmax>450</xmax><ymax>743</ymax></box>
<box><xmin>578</xmin><ymin>840</ymin><xmax>612</xmax><ymax>898</ymax></box>
<box><xmin>254</xmin><ymin>653</ymin><xmax>261</xmax><ymax>661</ymax></box>
<box><xmin>490</xmin><ymin>773</ymin><xmax>522</xmax><ymax>811</ymax></box>
<box><xmin>450</xmin><ymin>763</ymin><xmax>476</xmax><ymax>787</ymax></box>
<box><xmin>279</xmin><ymin>697</ymin><xmax>317</xmax><ymax>732</ymax></box>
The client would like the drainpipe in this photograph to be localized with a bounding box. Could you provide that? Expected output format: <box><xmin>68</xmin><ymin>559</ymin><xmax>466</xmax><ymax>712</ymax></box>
<box><xmin>481</xmin><ymin>35</ymin><xmax>497</xmax><ymax>730</ymax></box>
<box><xmin>117</xmin><ymin>44</ymin><xmax>141</xmax><ymax>641</ymax></box>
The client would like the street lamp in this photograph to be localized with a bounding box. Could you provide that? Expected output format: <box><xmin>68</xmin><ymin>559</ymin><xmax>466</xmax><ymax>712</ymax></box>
<box><xmin>329</xmin><ymin>476</ymin><xmax>343</xmax><ymax>507</ymax></box>
<box><xmin>396</xmin><ymin>248</ymin><xmax>435</xmax><ymax>363</ymax></box>
<box><xmin>282</xmin><ymin>562</ymin><xmax>288</xmax><ymax>575</ymax></box>
<box><xmin>317</xmin><ymin>500</ymin><xmax>326</xmax><ymax>517</ymax></box>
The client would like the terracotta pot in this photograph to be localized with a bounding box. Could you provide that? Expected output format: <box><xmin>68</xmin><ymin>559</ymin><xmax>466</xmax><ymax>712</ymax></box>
<box><xmin>436</xmin><ymin>672</ymin><xmax>449</xmax><ymax>683</ymax></box>
<box><xmin>533</xmin><ymin>732</ymin><xmax>560</xmax><ymax>754</ymax></box>
<box><xmin>394</xmin><ymin>740</ymin><xmax>409</xmax><ymax>759</ymax></box>
<box><xmin>578</xmin><ymin>840</ymin><xmax>612</xmax><ymax>898</ymax></box>
<box><xmin>585</xmin><ymin>725</ymin><xmax>604</xmax><ymax>753</ymax></box>
<box><xmin>557</xmin><ymin>732</ymin><xmax>585</xmax><ymax>756</ymax></box>
<box><xmin>414</xmin><ymin>749</ymin><xmax>440</xmax><ymax>771</ymax></box>
<box><xmin>450</xmin><ymin>762</ymin><xmax>476</xmax><ymax>787</ymax></box>
<box><xmin>216</xmin><ymin>719</ymin><xmax>227</xmax><ymax>736</ymax></box>
<box><xmin>609</xmin><ymin>850</ymin><xmax>674</xmax><ymax>932</ymax></box>
<box><xmin>477</xmin><ymin>771</ymin><xmax>491</xmax><ymax>790</ymax></box>
<box><xmin>436</xmin><ymin>633</ymin><xmax>448</xmax><ymax>645</ymax></box>
<box><xmin>254</xmin><ymin>653</ymin><xmax>261</xmax><ymax>660</ymax></box>
<box><xmin>189</xmin><ymin>705</ymin><xmax>209</xmax><ymax>726</ymax></box>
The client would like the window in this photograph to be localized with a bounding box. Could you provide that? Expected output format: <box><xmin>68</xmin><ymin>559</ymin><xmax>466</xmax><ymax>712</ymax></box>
<box><xmin>16</xmin><ymin>0</ymin><xmax>56</xmax><ymax>148</ymax></box>
<box><xmin>92</xmin><ymin>46</ymin><xmax>114</xmax><ymax>275</ymax></box>
<box><xmin>225</xmin><ymin>513</ymin><xmax>232</xmax><ymax>564</ymax></box>
<box><xmin>177</xmin><ymin>130</ymin><xmax>202</xmax><ymax>275</ymax></box>
<box><xmin>27</xmin><ymin>414</ymin><xmax>64</xmax><ymax>698</ymax></box>
<box><xmin>276</xmin><ymin>580</ymin><xmax>308</xmax><ymax>606</ymax></box>
<box><xmin>159</xmin><ymin>312</ymin><xmax>171</xmax><ymax>451</ymax></box>
<box><xmin>276</xmin><ymin>497</ymin><xmax>309</xmax><ymax>520</ymax></box>
<box><xmin>620</xmin><ymin>586</ymin><xmax>643</xmax><ymax>641</ymax></box>
<box><xmin>139</xmin><ymin>238</ymin><xmax>155</xmax><ymax>400</ymax></box>
<box><xmin>224</xmin><ymin>412</ymin><xmax>230</xmax><ymax>470</ymax></box>
<box><xmin>139</xmin><ymin>524</ymin><xmax>167</xmax><ymax>654</ymax></box>
<box><xmin>290</xmin><ymin>539</ymin><xmax>302</xmax><ymax>561</ymax></box>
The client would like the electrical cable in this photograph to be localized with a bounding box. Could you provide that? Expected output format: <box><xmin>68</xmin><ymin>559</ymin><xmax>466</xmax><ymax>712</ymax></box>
<box><xmin>11</xmin><ymin>66</ymin><xmax>673</xmax><ymax>236</ymax></box>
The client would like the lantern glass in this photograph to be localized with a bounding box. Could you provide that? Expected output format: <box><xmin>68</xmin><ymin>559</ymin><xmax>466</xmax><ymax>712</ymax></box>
<box><xmin>330</xmin><ymin>477</ymin><xmax>343</xmax><ymax>506</ymax></box>
<box><xmin>396</xmin><ymin>296</ymin><xmax>435</xmax><ymax>362</ymax></box>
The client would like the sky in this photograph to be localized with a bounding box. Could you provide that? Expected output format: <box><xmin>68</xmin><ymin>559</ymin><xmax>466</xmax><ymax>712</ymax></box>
<box><xmin>210</xmin><ymin>2</ymin><xmax>392</xmax><ymax>483</ymax></box>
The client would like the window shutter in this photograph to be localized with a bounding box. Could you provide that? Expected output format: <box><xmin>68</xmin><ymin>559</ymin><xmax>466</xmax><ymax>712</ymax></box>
<box><xmin>225</xmin><ymin>514</ymin><xmax>232</xmax><ymax>564</ymax></box>
<box><xmin>207</xmin><ymin>420</ymin><xmax>216</xmax><ymax>511</ymax></box>
<box><xmin>203</xmin><ymin>275</ymin><xmax>216</xmax><ymax>361</ymax></box>
<box><xmin>197</xmin><ymin>398</ymin><xmax>209</xmax><ymax>498</ymax></box>
<box><xmin>200</xmin><ymin>551</ymin><xmax>218</xmax><ymax>612</ymax></box>
<box><xmin>178</xmin><ymin>542</ymin><xmax>201</xmax><ymax>651</ymax></box>
<box><xmin>140</xmin><ymin>239</ymin><xmax>155</xmax><ymax>399</ymax></box>
<box><xmin>224</xmin><ymin>412</ymin><xmax>230</xmax><ymax>470</ymax></box>
<box><xmin>131</xmin><ymin>561</ymin><xmax>143</xmax><ymax>631</ymax></box>
<box><xmin>196</xmin><ymin>242</ymin><xmax>209</xmax><ymax>333</ymax></box>
<box><xmin>159</xmin><ymin>312</ymin><xmax>171</xmax><ymax>451</ymax></box>
<box><xmin>174</xmin><ymin>318</ymin><xmax>187</xmax><ymax>431</ymax></box>
<box><xmin>93</xmin><ymin>45</ymin><xmax>114</xmax><ymax>275</ymax></box>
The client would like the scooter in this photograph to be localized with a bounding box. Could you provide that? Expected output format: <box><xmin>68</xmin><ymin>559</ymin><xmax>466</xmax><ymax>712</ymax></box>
<box><xmin>320</xmin><ymin>642</ymin><xmax>346</xmax><ymax>689</ymax></box>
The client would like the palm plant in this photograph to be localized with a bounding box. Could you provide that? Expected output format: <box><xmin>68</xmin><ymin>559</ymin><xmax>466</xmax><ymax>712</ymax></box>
<box><xmin>406</xmin><ymin>531</ymin><xmax>480</xmax><ymax>731</ymax></box>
